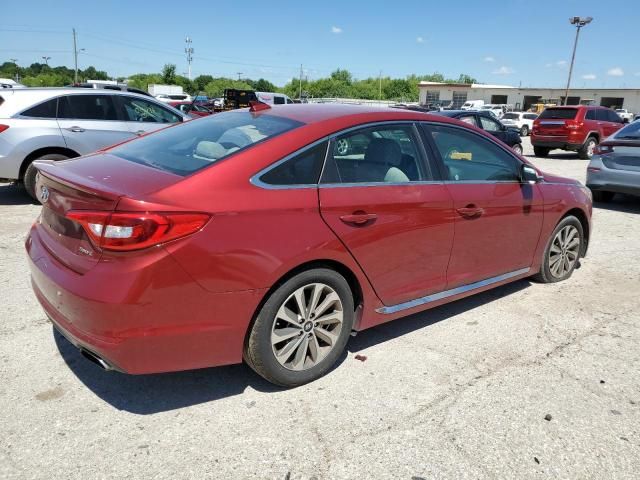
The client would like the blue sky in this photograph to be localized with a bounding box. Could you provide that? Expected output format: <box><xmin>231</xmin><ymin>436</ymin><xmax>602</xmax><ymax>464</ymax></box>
<box><xmin>2</xmin><ymin>0</ymin><xmax>638</xmax><ymax>88</ymax></box>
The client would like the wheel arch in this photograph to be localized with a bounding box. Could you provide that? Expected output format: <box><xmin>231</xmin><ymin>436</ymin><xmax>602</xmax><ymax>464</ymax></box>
<box><xmin>563</xmin><ymin>207</ymin><xmax>590</xmax><ymax>256</ymax></box>
<box><xmin>19</xmin><ymin>147</ymin><xmax>80</xmax><ymax>179</ymax></box>
<box><xmin>243</xmin><ymin>259</ymin><xmax>364</xmax><ymax>351</ymax></box>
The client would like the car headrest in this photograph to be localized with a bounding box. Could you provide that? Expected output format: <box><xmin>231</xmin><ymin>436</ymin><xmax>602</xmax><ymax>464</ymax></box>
<box><xmin>194</xmin><ymin>141</ymin><xmax>227</xmax><ymax>161</ymax></box>
<box><xmin>365</xmin><ymin>138</ymin><xmax>402</xmax><ymax>166</ymax></box>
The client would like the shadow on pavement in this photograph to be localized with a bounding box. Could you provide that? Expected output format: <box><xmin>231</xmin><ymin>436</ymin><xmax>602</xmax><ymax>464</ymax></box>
<box><xmin>349</xmin><ymin>279</ymin><xmax>530</xmax><ymax>352</ymax></box>
<box><xmin>593</xmin><ymin>194</ymin><xmax>640</xmax><ymax>214</ymax></box>
<box><xmin>525</xmin><ymin>152</ymin><xmax>584</xmax><ymax>161</ymax></box>
<box><xmin>0</xmin><ymin>183</ymin><xmax>38</xmax><ymax>206</ymax></box>
<box><xmin>56</xmin><ymin>279</ymin><xmax>530</xmax><ymax>414</ymax></box>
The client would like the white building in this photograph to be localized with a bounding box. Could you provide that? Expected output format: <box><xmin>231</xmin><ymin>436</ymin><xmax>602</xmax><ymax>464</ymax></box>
<box><xmin>418</xmin><ymin>81</ymin><xmax>640</xmax><ymax>113</ymax></box>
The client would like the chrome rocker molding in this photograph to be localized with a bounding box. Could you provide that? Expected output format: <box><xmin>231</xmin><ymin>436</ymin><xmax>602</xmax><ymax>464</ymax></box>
<box><xmin>376</xmin><ymin>267</ymin><xmax>531</xmax><ymax>314</ymax></box>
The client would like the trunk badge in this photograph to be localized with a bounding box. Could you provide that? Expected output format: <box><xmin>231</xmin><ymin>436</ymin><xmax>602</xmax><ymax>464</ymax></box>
<box><xmin>40</xmin><ymin>186</ymin><xmax>50</xmax><ymax>203</ymax></box>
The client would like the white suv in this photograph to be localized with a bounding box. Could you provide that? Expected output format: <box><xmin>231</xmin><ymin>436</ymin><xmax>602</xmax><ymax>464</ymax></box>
<box><xmin>500</xmin><ymin>111</ymin><xmax>538</xmax><ymax>136</ymax></box>
<box><xmin>0</xmin><ymin>88</ymin><xmax>188</xmax><ymax>199</ymax></box>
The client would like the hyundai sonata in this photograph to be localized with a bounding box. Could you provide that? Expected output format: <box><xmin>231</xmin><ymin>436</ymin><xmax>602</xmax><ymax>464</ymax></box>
<box><xmin>26</xmin><ymin>103</ymin><xmax>592</xmax><ymax>386</ymax></box>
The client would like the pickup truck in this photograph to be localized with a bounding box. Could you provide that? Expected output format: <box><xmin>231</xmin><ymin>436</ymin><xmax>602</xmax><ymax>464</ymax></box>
<box><xmin>615</xmin><ymin>109</ymin><xmax>634</xmax><ymax>123</ymax></box>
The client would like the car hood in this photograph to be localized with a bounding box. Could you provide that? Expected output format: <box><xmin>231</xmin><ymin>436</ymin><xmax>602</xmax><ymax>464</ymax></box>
<box><xmin>541</xmin><ymin>172</ymin><xmax>581</xmax><ymax>185</ymax></box>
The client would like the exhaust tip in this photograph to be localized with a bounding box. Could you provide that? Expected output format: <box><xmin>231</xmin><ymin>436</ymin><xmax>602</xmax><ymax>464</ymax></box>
<box><xmin>80</xmin><ymin>348</ymin><xmax>113</xmax><ymax>371</ymax></box>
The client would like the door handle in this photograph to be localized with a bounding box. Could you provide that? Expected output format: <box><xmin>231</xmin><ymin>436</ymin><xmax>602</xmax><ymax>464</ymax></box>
<box><xmin>339</xmin><ymin>212</ymin><xmax>377</xmax><ymax>226</ymax></box>
<box><xmin>134</xmin><ymin>130</ymin><xmax>146</xmax><ymax>136</ymax></box>
<box><xmin>67</xmin><ymin>126</ymin><xmax>85</xmax><ymax>133</ymax></box>
<box><xmin>456</xmin><ymin>205</ymin><xmax>484</xmax><ymax>219</ymax></box>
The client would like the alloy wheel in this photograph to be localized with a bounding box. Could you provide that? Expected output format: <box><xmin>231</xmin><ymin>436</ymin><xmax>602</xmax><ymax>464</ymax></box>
<box><xmin>335</xmin><ymin>139</ymin><xmax>349</xmax><ymax>156</ymax></box>
<box><xmin>270</xmin><ymin>283</ymin><xmax>344</xmax><ymax>371</ymax></box>
<box><xmin>587</xmin><ymin>139</ymin><xmax>596</xmax><ymax>158</ymax></box>
<box><xmin>548</xmin><ymin>225</ymin><xmax>581</xmax><ymax>278</ymax></box>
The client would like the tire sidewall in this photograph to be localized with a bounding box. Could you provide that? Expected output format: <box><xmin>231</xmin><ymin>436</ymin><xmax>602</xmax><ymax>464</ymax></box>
<box><xmin>539</xmin><ymin>216</ymin><xmax>584</xmax><ymax>283</ymax></box>
<box><xmin>247</xmin><ymin>268</ymin><xmax>354</xmax><ymax>386</ymax></box>
<box><xmin>24</xmin><ymin>153</ymin><xmax>70</xmax><ymax>200</ymax></box>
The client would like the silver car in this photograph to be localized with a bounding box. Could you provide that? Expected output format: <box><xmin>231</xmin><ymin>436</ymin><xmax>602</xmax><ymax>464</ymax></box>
<box><xmin>587</xmin><ymin>121</ymin><xmax>640</xmax><ymax>202</ymax></box>
<box><xmin>0</xmin><ymin>88</ymin><xmax>188</xmax><ymax>199</ymax></box>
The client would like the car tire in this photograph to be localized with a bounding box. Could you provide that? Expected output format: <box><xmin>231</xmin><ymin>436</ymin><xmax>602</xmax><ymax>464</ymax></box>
<box><xmin>245</xmin><ymin>268</ymin><xmax>354</xmax><ymax>387</ymax></box>
<box><xmin>520</xmin><ymin>125</ymin><xmax>529</xmax><ymax>136</ymax></box>
<box><xmin>592</xmin><ymin>190</ymin><xmax>614</xmax><ymax>203</ymax></box>
<box><xmin>512</xmin><ymin>143</ymin><xmax>523</xmax><ymax>155</ymax></box>
<box><xmin>335</xmin><ymin>138</ymin><xmax>350</xmax><ymax>156</ymax></box>
<box><xmin>23</xmin><ymin>153</ymin><xmax>71</xmax><ymax>201</ymax></box>
<box><xmin>533</xmin><ymin>146</ymin><xmax>550</xmax><ymax>157</ymax></box>
<box><xmin>578</xmin><ymin>136</ymin><xmax>597</xmax><ymax>160</ymax></box>
<box><xmin>532</xmin><ymin>215</ymin><xmax>584</xmax><ymax>284</ymax></box>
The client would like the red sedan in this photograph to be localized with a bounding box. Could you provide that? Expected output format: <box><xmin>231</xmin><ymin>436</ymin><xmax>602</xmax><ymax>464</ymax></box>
<box><xmin>26</xmin><ymin>104</ymin><xmax>592</xmax><ymax>386</ymax></box>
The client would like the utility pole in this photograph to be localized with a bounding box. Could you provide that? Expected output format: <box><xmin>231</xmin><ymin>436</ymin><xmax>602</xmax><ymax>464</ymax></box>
<box><xmin>378</xmin><ymin>70</ymin><xmax>382</xmax><ymax>100</ymax></box>
<box><xmin>237</xmin><ymin>72</ymin><xmax>243</xmax><ymax>81</ymax></box>
<box><xmin>72</xmin><ymin>28</ymin><xmax>79</xmax><ymax>83</ymax></box>
<box><xmin>42</xmin><ymin>56</ymin><xmax>51</xmax><ymax>66</ymax></box>
<box><xmin>185</xmin><ymin>36</ymin><xmax>194</xmax><ymax>80</ymax></box>
<box><xmin>564</xmin><ymin>16</ymin><xmax>593</xmax><ymax>105</ymax></box>
<box><xmin>299</xmin><ymin>64</ymin><xmax>303</xmax><ymax>100</ymax></box>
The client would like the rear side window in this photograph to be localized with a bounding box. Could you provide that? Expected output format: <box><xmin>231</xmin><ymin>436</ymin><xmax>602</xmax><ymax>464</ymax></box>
<box><xmin>21</xmin><ymin>98</ymin><xmax>58</xmax><ymax>118</ymax></box>
<box><xmin>111</xmin><ymin>111</ymin><xmax>303</xmax><ymax>176</ymax></box>
<box><xmin>259</xmin><ymin>142</ymin><xmax>327</xmax><ymax>186</ymax></box>
<box><xmin>585</xmin><ymin>109</ymin><xmax>596</xmax><ymax>120</ymax></box>
<box><xmin>606</xmin><ymin>110</ymin><xmax>622</xmax><ymax>123</ymax></box>
<box><xmin>524</xmin><ymin>114</ymin><xmax>537</xmax><ymax>120</ymax></box>
<box><xmin>58</xmin><ymin>95</ymin><xmax>118</xmax><ymax>120</ymax></box>
<box><xmin>273</xmin><ymin>96</ymin><xmax>286</xmax><ymax>105</ymax></box>
<box><xmin>539</xmin><ymin>108</ymin><xmax>577</xmax><ymax>120</ymax></box>
<box><xmin>427</xmin><ymin>124</ymin><xmax>520</xmax><ymax>182</ymax></box>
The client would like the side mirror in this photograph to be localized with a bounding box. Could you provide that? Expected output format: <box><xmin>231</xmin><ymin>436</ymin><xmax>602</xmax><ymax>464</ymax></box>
<box><xmin>521</xmin><ymin>165</ymin><xmax>540</xmax><ymax>183</ymax></box>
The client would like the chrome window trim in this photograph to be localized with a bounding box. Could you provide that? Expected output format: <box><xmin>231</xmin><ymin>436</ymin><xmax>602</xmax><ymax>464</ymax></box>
<box><xmin>249</xmin><ymin>136</ymin><xmax>330</xmax><ymax>190</ymax></box>
<box><xmin>376</xmin><ymin>267</ymin><xmax>531</xmax><ymax>314</ymax></box>
<box><xmin>319</xmin><ymin>180</ymin><xmax>444</xmax><ymax>189</ymax></box>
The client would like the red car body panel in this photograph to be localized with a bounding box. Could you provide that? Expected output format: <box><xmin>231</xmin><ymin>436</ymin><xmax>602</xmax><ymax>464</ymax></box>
<box><xmin>26</xmin><ymin>105</ymin><xmax>593</xmax><ymax>374</ymax></box>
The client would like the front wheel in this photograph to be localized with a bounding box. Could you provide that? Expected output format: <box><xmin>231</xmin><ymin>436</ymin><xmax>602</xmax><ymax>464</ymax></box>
<box><xmin>533</xmin><ymin>215</ymin><xmax>583</xmax><ymax>283</ymax></box>
<box><xmin>245</xmin><ymin>268</ymin><xmax>354</xmax><ymax>387</ymax></box>
<box><xmin>520</xmin><ymin>125</ymin><xmax>529</xmax><ymax>136</ymax></box>
<box><xmin>512</xmin><ymin>143</ymin><xmax>523</xmax><ymax>155</ymax></box>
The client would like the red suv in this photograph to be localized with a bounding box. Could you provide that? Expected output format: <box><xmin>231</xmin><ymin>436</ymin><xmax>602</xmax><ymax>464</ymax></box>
<box><xmin>531</xmin><ymin>106</ymin><xmax>625</xmax><ymax>159</ymax></box>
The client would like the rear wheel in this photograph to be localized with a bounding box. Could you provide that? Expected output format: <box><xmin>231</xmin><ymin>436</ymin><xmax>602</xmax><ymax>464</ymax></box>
<box><xmin>578</xmin><ymin>136</ymin><xmax>597</xmax><ymax>160</ymax></box>
<box><xmin>592</xmin><ymin>190</ymin><xmax>614</xmax><ymax>203</ymax></box>
<box><xmin>512</xmin><ymin>143</ymin><xmax>523</xmax><ymax>155</ymax></box>
<box><xmin>533</xmin><ymin>215</ymin><xmax>583</xmax><ymax>283</ymax></box>
<box><xmin>520</xmin><ymin>125</ymin><xmax>529</xmax><ymax>136</ymax></box>
<box><xmin>23</xmin><ymin>153</ymin><xmax>70</xmax><ymax>201</ymax></box>
<box><xmin>533</xmin><ymin>146</ymin><xmax>550</xmax><ymax>157</ymax></box>
<box><xmin>245</xmin><ymin>268</ymin><xmax>354</xmax><ymax>387</ymax></box>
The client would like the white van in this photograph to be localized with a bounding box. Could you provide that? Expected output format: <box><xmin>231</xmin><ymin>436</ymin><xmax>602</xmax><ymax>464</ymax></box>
<box><xmin>256</xmin><ymin>92</ymin><xmax>295</xmax><ymax>105</ymax></box>
<box><xmin>461</xmin><ymin>100</ymin><xmax>484</xmax><ymax>110</ymax></box>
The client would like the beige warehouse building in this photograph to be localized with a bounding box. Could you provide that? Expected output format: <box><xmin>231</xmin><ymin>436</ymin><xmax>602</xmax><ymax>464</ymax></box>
<box><xmin>418</xmin><ymin>81</ymin><xmax>640</xmax><ymax>113</ymax></box>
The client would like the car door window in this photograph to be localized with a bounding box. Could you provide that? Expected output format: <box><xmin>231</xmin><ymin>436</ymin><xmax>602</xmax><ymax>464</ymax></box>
<box><xmin>479</xmin><ymin>115</ymin><xmax>502</xmax><ymax>132</ymax></box>
<box><xmin>119</xmin><ymin>96</ymin><xmax>181</xmax><ymax>123</ymax></box>
<box><xmin>273</xmin><ymin>96</ymin><xmax>285</xmax><ymax>105</ymax></box>
<box><xmin>585</xmin><ymin>110</ymin><xmax>596</xmax><ymax>120</ymax></box>
<box><xmin>21</xmin><ymin>98</ymin><xmax>58</xmax><ymax>118</ymax></box>
<box><xmin>607</xmin><ymin>110</ymin><xmax>622</xmax><ymax>123</ymax></box>
<box><xmin>458</xmin><ymin>115</ymin><xmax>478</xmax><ymax>127</ymax></box>
<box><xmin>57</xmin><ymin>95</ymin><xmax>118</xmax><ymax>120</ymax></box>
<box><xmin>427</xmin><ymin>124</ymin><xmax>520</xmax><ymax>182</ymax></box>
<box><xmin>321</xmin><ymin>125</ymin><xmax>427</xmax><ymax>184</ymax></box>
<box><xmin>595</xmin><ymin>109</ymin><xmax>609</xmax><ymax>121</ymax></box>
<box><xmin>259</xmin><ymin>142</ymin><xmax>327</xmax><ymax>186</ymax></box>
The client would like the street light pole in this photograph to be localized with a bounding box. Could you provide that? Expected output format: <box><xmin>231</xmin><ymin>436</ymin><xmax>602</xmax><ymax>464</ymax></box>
<box><xmin>564</xmin><ymin>16</ymin><xmax>592</xmax><ymax>105</ymax></box>
<box><xmin>73</xmin><ymin>28</ymin><xmax>79</xmax><ymax>83</ymax></box>
<box><xmin>42</xmin><ymin>56</ymin><xmax>51</xmax><ymax>66</ymax></box>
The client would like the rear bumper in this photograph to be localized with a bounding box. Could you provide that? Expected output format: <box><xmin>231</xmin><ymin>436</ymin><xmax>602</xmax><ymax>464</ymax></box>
<box><xmin>531</xmin><ymin>137</ymin><xmax>584</xmax><ymax>151</ymax></box>
<box><xmin>26</xmin><ymin>225</ymin><xmax>267</xmax><ymax>374</ymax></box>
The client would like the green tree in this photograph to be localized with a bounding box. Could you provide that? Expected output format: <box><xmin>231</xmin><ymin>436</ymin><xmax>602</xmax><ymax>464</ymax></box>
<box><xmin>193</xmin><ymin>74</ymin><xmax>213</xmax><ymax>92</ymax></box>
<box><xmin>250</xmin><ymin>78</ymin><xmax>277</xmax><ymax>92</ymax></box>
<box><xmin>161</xmin><ymin>63</ymin><xmax>177</xmax><ymax>84</ymax></box>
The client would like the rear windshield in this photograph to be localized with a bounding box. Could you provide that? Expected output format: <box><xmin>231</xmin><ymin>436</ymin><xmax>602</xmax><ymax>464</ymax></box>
<box><xmin>502</xmin><ymin>113</ymin><xmax>519</xmax><ymax>120</ymax></box>
<box><xmin>111</xmin><ymin>111</ymin><xmax>303</xmax><ymax>176</ymax></box>
<box><xmin>539</xmin><ymin>108</ymin><xmax>578</xmax><ymax>120</ymax></box>
<box><xmin>614</xmin><ymin>121</ymin><xmax>640</xmax><ymax>139</ymax></box>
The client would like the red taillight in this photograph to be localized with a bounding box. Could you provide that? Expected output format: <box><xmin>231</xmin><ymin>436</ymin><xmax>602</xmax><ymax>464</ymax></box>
<box><xmin>66</xmin><ymin>211</ymin><xmax>210</xmax><ymax>251</ymax></box>
<box><xmin>565</xmin><ymin>120</ymin><xmax>580</xmax><ymax>130</ymax></box>
<box><xmin>0</xmin><ymin>124</ymin><xmax>9</xmax><ymax>133</ymax></box>
<box><xmin>593</xmin><ymin>145</ymin><xmax>613</xmax><ymax>155</ymax></box>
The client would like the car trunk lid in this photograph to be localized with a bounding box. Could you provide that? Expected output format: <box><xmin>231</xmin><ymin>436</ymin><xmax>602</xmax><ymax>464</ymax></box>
<box><xmin>33</xmin><ymin>153</ymin><xmax>182</xmax><ymax>273</ymax></box>
<box><xmin>536</xmin><ymin>108</ymin><xmax>579</xmax><ymax>135</ymax></box>
<box><xmin>599</xmin><ymin>141</ymin><xmax>640</xmax><ymax>172</ymax></box>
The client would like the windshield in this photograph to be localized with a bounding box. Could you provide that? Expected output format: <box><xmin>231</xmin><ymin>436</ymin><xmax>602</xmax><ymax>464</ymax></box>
<box><xmin>614</xmin><ymin>121</ymin><xmax>640</xmax><ymax>139</ymax></box>
<box><xmin>502</xmin><ymin>113</ymin><xmax>519</xmax><ymax>120</ymax></box>
<box><xmin>111</xmin><ymin>111</ymin><xmax>304</xmax><ymax>176</ymax></box>
<box><xmin>539</xmin><ymin>108</ymin><xmax>577</xmax><ymax>120</ymax></box>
